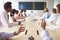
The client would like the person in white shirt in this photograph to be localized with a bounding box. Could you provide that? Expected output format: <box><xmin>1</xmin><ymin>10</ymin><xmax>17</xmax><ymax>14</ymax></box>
<box><xmin>17</xmin><ymin>10</ymin><xmax>25</xmax><ymax>22</ymax></box>
<box><xmin>18</xmin><ymin>10</ymin><xmax>24</xmax><ymax>19</ymax></box>
<box><xmin>0</xmin><ymin>2</ymin><xmax>18</xmax><ymax>27</ymax></box>
<box><xmin>40</xmin><ymin>19</ymin><xmax>53</xmax><ymax>40</ymax></box>
<box><xmin>18</xmin><ymin>9</ymin><xmax>27</xmax><ymax>19</ymax></box>
<box><xmin>45</xmin><ymin>8</ymin><xmax>58</xmax><ymax>24</ymax></box>
<box><xmin>42</xmin><ymin>8</ymin><xmax>50</xmax><ymax>19</ymax></box>
<box><xmin>0</xmin><ymin>2</ymin><xmax>25</xmax><ymax>40</ymax></box>
<box><xmin>56</xmin><ymin>4</ymin><xmax>60</xmax><ymax>14</ymax></box>
<box><xmin>23</xmin><ymin>9</ymin><xmax>27</xmax><ymax>17</ymax></box>
<box><xmin>14</xmin><ymin>10</ymin><xmax>19</xmax><ymax>20</ymax></box>
<box><xmin>0</xmin><ymin>2</ymin><xmax>11</xmax><ymax>27</ymax></box>
<box><xmin>10</xmin><ymin>9</ymin><xmax>17</xmax><ymax>22</ymax></box>
<box><xmin>0</xmin><ymin>10</ymin><xmax>9</xmax><ymax>27</ymax></box>
<box><xmin>56</xmin><ymin>4</ymin><xmax>60</xmax><ymax>26</ymax></box>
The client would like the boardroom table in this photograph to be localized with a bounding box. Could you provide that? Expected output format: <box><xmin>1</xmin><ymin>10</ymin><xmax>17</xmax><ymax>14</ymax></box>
<box><xmin>0</xmin><ymin>15</ymin><xmax>60</xmax><ymax>40</ymax></box>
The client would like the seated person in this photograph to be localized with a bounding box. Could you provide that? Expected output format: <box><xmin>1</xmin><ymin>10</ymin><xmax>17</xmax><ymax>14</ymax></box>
<box><xmin>18</xmin><ymin>9</ymin><xmax>25</xmax><ymax>19</ymax></box>
<box><xmin>14</xmin><ymin>10</ymin><xmax>20</xmax><ymax>19</ymax></box>
<box><xmin>56</xmin><ymin>4</ymin><xmax>60</xmax><ymax>26</ymax></box>
<box><xmin>23</xmin><ymin>9</ymin><xmax>27</xmax><ymax>18</ymax></box>
<box><xmin>0</xmin><ymin>2</ymin><xmax>19</xmax><ymax>27</ymax></box>
<box><xmin>0</xmin><ymin>24</ymin><xmax>25</xmax><ymax>40</ymax></box>
<box><xmin>45</xmin><ymin>8</ymin><xmax>58</xmax><ymax>24</ymax></box>
<box><xmin>10</xmin><ymin>9</ymin><xmax>16</xmax><ymax>22</ymax></box>
<box><xmin>42</xmin><ymin>8</ymin><xmax>50</xmax><ymax>19</ymax></box>
<box><xmin>40</xmin><ymin>19</ymin><xmax>53</xmax><ymax>40</ymax></box>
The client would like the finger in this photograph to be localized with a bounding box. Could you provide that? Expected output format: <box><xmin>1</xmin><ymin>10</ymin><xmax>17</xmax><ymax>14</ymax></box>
<box><xmin>20</xmin><ymin>28</ymin><xmax>25</xmax><ymax>30</ymax></box>
<box><xmin>20</xmin><ymin>24</ymin><xmax>24</xmax><ymax>27</ymax></box>
<box><xmin>20</xmin><ymin>27</ymin><xmax>25</xmax><ymax>29</ymax></box>
<box><xmin>19</xmin><ymin>26</ymin><xmax>25</xmax><ymax>28</ymax></box>
<box><xmin>21</xmin><ymin>24</ymin><xmax>23</xmax><ymax>26</ymax></box>
<box><xmin>20</xmin><ymin>29</ymin><xmax>25</xmax><ymax>32</ymax></box>
<box><xmin>19</xmin><ymin>28</ymin><xmax>25</xmax><ymax>31</ymax></box>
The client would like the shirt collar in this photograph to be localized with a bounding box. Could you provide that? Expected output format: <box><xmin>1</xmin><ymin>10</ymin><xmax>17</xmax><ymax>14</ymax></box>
<box><xmin>4</xmin><ymin>10</ymin><xmax>8</xmax><ymax>15</ymax></box>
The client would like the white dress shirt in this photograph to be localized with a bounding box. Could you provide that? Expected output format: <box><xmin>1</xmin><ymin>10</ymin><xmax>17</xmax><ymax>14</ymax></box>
<box><xmin>0</xmin><ymin>10</ymin><xmax>9</xmax><ymax>27</ymax></box>
<box><xmin>8</xmin><ymin>13</ymin><xmax>13</xmax><ymax>23</ymax></box>
<box><xmin>40</xmin><ymin>30</ymin><xmax>53</xmax><ymax>40</ymax></box>
<box><xmin>56</xmin><ymin>14</ymin><xmax>60</xmax><ymax>26</ymax></box>
<box><xmin>0</xmin><ymin>10</ymin><xmax>15</xmax><ymax>40</ymax></box>
<box><xmin>42</xmin><ymin>12</ymin><xmax>50</xmax><ymax>19</ymax></box>
<box><xmin>0</xmin><ymin>10</ymin><xmax>16</xmax><ymax>27</ymax></box>
<box><xmin>45</xmin><ymin>13</ymin><xmax>58</xmax><ymax>24</ymax></box>
<box><xmin>22</xmin><ymin>12</ymin><xmax>26</xmax><ymax>17</ymax></box>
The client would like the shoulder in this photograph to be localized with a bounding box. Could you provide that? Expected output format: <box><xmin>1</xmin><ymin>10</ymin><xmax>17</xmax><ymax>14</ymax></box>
<box><xmin>52</xmin><ymin>14</ymin><xmax>57</xmax><ymax>16</ymax></box>
<box><xmin>44</xmin><ymin>12</ymin><xmax>49</xmax><ymax>15</ymax></box>
<box><xmin>0</xmin><ymin>11</ymin><xmax>5</xmax><ymax>17</ymax></box>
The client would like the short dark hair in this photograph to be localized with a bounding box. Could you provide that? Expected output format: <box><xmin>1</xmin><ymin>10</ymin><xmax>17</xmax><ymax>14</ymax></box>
<box><xmin>56</xmin><ymin>4</ymin><xmax>60</xmax><ymax>8</ymax></box>
<box><xmin>24</xmin><ymin>9</ymin><xmax>26</xmax><ymax>12</ymax></box>
<box><xmin>56</xmin><ymin>4</ymin><xmax>60</xmax><ymax>13</ymax></box>
<box><xmin>10</xmin><ymin>9</ymin><xmax>16</xmax><ymax>16</ymax></box>
<box><xmin>52</xmin><ymin>8</ymin><xmax>56</xmax><ymax>13</ymax></box>
<box><xmin>10</xmin><ymin>9</ymin><xmax>16</xmax><ymax>13</ymax></box>
<box><xmin>4</xmin><ymin>2</ymin><xmax>12</xmax><ymax>10</ymax></box>
<box><xmin>20</xmin><ymin>9</ymin><xmax>23</xmax><ymax>13</ymax></box>
<box><xmin>15</xmin><ymin>10</ymin><xmax>19</xmax><ymax>14</ymax></box>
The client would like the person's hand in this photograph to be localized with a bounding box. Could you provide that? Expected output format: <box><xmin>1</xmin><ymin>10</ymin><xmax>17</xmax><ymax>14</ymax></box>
<box><xmin>18</xmin><ymin>24</ymin><xmax>25</xmax><ymax>32</ymax></box>
<box><xmin>41</xmin><ymin>19</ymin><xmax>46</xmax><ymax>30</ymax></box>
<box><xmin>14</xmin><ymin>24</ymin><xmax>25</xmax><ymax>35</ymax></box>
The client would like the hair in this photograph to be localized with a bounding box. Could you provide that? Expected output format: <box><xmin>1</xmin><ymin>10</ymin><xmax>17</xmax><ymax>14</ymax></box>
<box><xmin>52</xmin><ymin>8</ymin><xmax>56</xmax><ymax>13</ymax></box>
<box><xmin>43</xmin><ymin>8</ymin><xmax>49</xmax><ymax>13</ymax></box>
<box><xmin>15</xmin><ymin>10</ymin><xmax>19</xmax><ymax>14</ymax></box>
<box><xmin>10</xmin><ymin>9</ymin><xmax>16</xmax><ymax>13</ymax></box>
<box><xmin>24</xmin><ymin>9</ymin><xmax>26</xmax><ymax>12</ymax></box>
<box><xmin>4</xmin><ymin>2</ymin><xmax>12</xmax><ymax>10</ymax></box>
<box><xmin>56</xmin><ymin>4</ymin><xmax>60</xmax><ymax>13</ymax></box>
<box><xmin>10</xmin><ymin>9</ymin><xmax>16</xmax><ymax>16</ymax></box>
<box><xmin>56</xmin><ymin>4</ymin><xmax>60</xmax><ymax>8</ymax></box>
<box><xmin>20</xmin><ymin>9</ymin><xmax>23</xmax><ymax>13</ymax></box>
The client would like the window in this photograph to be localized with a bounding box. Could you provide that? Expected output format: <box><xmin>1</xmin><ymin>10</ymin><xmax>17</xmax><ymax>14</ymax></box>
<box><xmin>35</xmin><ymin>2</ymin><xmax>46</xmax><ymax>10</ymax></box>
<box><xmin>19</xmin><ymin>2</ymin><xmax>33</xmax><ymax>10</ymax></box>
<box><xmin>19</xmin><ymin>2</ymin><xmax>46</xmax><ymax>10</ymax></box>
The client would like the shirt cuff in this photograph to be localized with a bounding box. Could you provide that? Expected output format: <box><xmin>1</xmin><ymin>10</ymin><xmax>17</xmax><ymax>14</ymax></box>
<box><xmin>5</xmin><ymin>32</ymin><xmax>14</xmax><ymax>39</ymax></box>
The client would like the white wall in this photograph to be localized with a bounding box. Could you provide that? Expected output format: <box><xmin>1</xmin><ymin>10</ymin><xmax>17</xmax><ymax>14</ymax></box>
<box><xmin>3</xmin><ymin>0</ymin><xmax>18</xmax><ymax>10</ymax></box>
<box><xmin>54</xmin><ymin>0</ymin><xmax>60</xmax><ymax>8</ymax></box>
<box><xmin>0</xmin><ymin>0</ymin><xmax>4</xmax><ymax>11</ymax></box>
<box><xmin>3</xmin><ymin>0</ymin><xmax>54</xmax><ymax>11</ymax></box>
<box><xmin>1</xmin><ymin>0</ymin><xmax>54</xmax><ymax>16</ymax></box>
